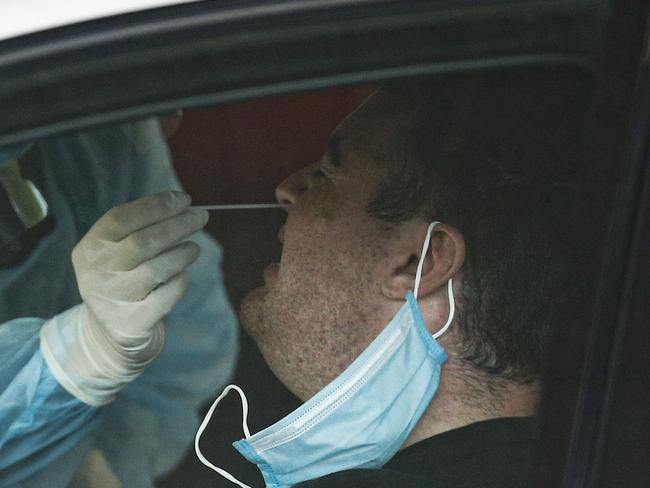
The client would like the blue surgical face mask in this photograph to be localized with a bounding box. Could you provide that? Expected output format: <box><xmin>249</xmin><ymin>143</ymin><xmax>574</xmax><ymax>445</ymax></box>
<box><xmin>196</xmin><ymin>221</ymin><xmax>456</xmax><ymax>488</ymax></box>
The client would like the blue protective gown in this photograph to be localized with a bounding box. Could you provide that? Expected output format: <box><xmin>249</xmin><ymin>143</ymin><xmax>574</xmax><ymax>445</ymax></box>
<box><xmin>0</xmin><ymin>120</ymin><xmax>239</xmax><ymax>487</ymax></box>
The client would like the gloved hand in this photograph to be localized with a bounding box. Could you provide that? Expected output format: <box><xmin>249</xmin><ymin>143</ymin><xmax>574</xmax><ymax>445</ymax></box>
<box><xmin>40</xmin><ymin>191</ymin><xmax>209</xmax><ymax>406</ymax></box>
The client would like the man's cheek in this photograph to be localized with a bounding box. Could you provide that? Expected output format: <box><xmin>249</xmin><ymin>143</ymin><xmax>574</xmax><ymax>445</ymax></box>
<box><xmin>281</xmin><ymin>235</ymin><xmax>322</xmax><ymax>275</ymax></box>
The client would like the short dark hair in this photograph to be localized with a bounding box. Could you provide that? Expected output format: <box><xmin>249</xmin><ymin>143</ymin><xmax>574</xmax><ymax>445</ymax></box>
<box><xmin>368</xmin><ymin>66</ymin><xmax>593</xmax><ymax>383</ymax></box>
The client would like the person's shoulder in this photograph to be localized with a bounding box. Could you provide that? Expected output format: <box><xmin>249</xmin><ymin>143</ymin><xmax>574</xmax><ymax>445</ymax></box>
<box><xmin>295</xmin><ymin>468</ymin><xmax>427</xmax><ymax>488</ymax></box>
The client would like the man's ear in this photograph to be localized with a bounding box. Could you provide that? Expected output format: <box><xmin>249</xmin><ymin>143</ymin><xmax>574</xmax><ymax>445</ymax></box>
<box><xmin>380</xmin><ymin>222</ymin><xmax>465</xmax><ymax>300</ymax></box>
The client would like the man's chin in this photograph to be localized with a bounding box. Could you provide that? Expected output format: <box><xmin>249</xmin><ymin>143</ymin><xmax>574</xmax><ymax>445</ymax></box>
<box><xmin>238</xmin><ymin>286</ymin><xmax>269</xmax><ymax>339</ymax></box>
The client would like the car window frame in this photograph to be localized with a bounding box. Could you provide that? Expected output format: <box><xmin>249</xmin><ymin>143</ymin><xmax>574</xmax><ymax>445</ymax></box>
<box><xmin>0</xmin><ymin>0</ymin><xmax>604</xmax><ymax>147</ymax></box>
<box><xmin>564</xmin><ymin>11</ymin><xmax>650</xmax><ymax>486</ymax></box>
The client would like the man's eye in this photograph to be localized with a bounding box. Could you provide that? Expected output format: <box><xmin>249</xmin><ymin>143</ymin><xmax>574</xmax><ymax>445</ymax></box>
<box><xmin>307</xmin><ymin>167</ymin><xmax>332</xmax><ymax>189</ymax></box>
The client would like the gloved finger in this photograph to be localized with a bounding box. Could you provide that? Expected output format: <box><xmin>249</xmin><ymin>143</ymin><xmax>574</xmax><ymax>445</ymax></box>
<box><xmin>89</xmin><ymin>191</ymin><xmax>191</xmax><ymax>242</ymax></box>
<box><xmin>122</xmin><ymin>241</ymin><xmax>200</xmax><ymax>301</ymax></box>
<box><xmin>113</xmin><ymin>208</ymin><xmax>208</xmax><ymax>270</ymax></box>
<box><xmin>105</xmin><ymin>272</ymin><xmax>188</xmax><ymax>340</ymax></box>
<box><xmin>138</xmin><ymin>271</ymin><xmax>189</xmax><ymax>327</ymax></box>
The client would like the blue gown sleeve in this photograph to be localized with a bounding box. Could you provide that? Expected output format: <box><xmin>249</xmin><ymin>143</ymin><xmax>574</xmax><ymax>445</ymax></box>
<box><xmin>0</xmin><ymin>119</ymin><xmax>238</xmax><ymax>487</ymax></box>
<box><xmin>0</xmin><ymin>319</ymin><xmax>101</xmax><ymax>487</ymax></box>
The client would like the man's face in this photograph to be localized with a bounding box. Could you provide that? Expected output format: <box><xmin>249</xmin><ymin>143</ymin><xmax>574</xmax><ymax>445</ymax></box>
<box><xmin>240</xmin><ymin>93</ymin><xmax>409</xmax><ymax>401</ymax></box>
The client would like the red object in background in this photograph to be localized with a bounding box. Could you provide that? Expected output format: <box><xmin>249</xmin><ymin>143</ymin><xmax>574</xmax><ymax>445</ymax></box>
<box><xmin>168</xmin><ymin>86</ymin><xmax>371</xmax><ymax>205</ymax></box>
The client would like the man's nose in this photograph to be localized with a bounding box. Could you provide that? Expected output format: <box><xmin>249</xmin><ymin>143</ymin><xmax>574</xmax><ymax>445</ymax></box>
<box><xmin>275</xmin><ymin>166</ymin><xmax>310</xmax><ymax>205</ymax></box>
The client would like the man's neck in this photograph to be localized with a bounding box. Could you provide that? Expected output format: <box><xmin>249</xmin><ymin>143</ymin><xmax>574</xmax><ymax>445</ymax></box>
<box><xmin>402</xmin><ymin>362</ymin><xmax>541</xmax><ymax>449</ymax></box>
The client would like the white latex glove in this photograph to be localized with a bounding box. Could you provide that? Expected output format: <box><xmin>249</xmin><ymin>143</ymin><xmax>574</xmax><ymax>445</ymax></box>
<box><xmin>41</xmin><ymin>191</ymin><xmax>209</xmax><ymax>406</ymax></box>
<box><xmin>74</xmin><ymin>190</ymin><xmax>207</xmax><ymax>348</ymax></box>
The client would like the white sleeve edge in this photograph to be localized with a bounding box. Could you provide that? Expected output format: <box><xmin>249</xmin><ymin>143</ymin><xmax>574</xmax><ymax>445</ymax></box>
<box><xmin>40</xmin><ymin>305</ymin><xmax>110</xmax><ymax>407</ymax></box>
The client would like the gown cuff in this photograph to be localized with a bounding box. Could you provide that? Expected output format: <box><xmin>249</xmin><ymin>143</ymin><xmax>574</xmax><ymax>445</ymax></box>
<box><xmin>40</xmin><ymin>305</ymin><xmax>124</xmax><ymax>407</ymax></box>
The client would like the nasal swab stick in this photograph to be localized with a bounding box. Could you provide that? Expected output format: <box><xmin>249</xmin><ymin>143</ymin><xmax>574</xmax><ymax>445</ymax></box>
<box><xmin>191</xmin><ymin>204</ymin><xmax>289</xmax><ymax>210</ymax></box>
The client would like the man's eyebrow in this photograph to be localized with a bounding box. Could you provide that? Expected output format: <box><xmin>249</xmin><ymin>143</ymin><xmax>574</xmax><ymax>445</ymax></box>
<box><xmin>325</xmin><ymin>134</ymin><xmax>344</xmax><ymax>168</ymax></box>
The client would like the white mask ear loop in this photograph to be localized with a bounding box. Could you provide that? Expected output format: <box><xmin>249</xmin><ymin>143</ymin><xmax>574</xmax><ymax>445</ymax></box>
<box><xmin>195</xmin><ymin>384</ymin><xmax>253</xmax><ymax>488</ymax></box>
<box><xmin>433</xmin><ymin>279</ymin><xmax>455</xmax><ymax>339</ymax></box>
<box><xmin>413</xmin><ymin>221</ymin><xmax>456</xmax><ymax>339</ymax></box>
